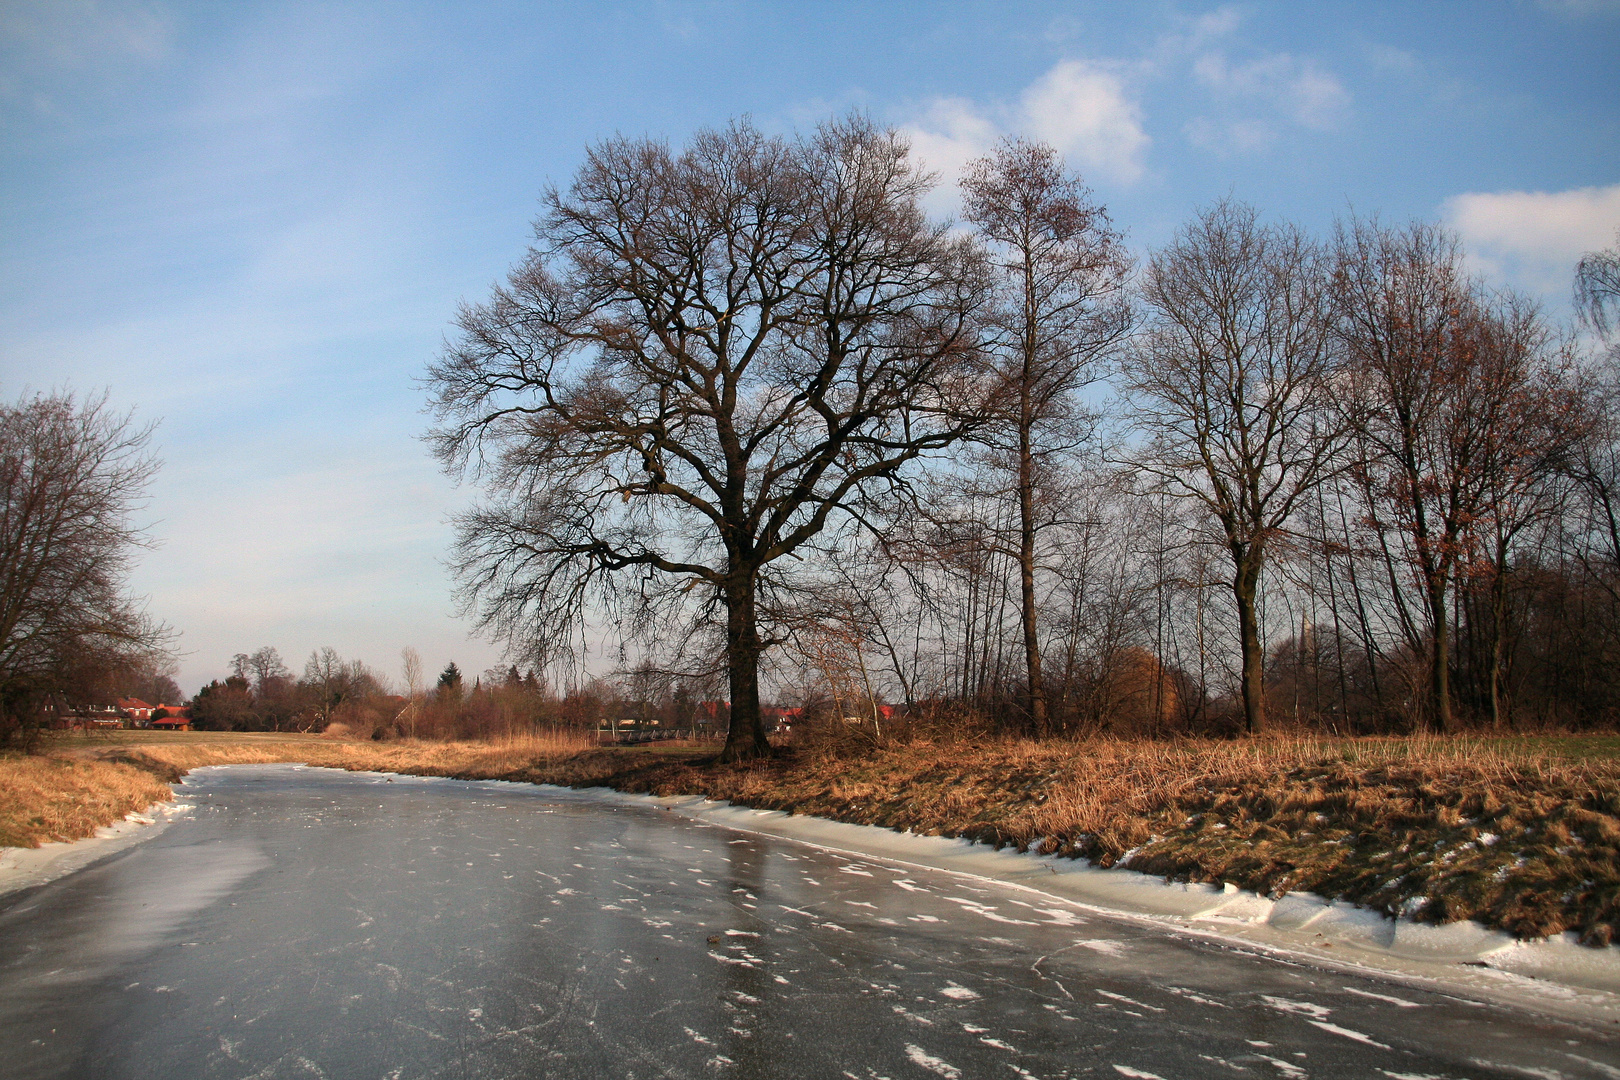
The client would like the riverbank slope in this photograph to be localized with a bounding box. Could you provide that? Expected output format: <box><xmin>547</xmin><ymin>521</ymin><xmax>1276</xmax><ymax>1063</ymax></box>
<box><xmin>6</xmin><ymin>729</ymin><xmax>1617</xmax><ymax>947</ymax></box>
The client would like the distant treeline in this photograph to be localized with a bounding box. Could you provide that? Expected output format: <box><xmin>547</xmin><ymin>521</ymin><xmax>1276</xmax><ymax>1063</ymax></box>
<box><xmin>185</xmin><ymin>647</ymin><xmax>731</xmax><ymax>741</ymax></box>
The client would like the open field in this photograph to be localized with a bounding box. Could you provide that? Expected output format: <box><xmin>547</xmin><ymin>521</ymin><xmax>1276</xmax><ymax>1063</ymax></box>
<box><xmin>6</xmin><ymin>728</ymin><xmax>1619</xmax><ymax>946</ymax></box>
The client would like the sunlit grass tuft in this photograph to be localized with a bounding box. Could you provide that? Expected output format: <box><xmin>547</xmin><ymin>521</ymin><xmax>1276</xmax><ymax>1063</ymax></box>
<box><xmin>0</xmin><ymin>753</ymin><xmax>171</xmax><ymax>848</ymax></box>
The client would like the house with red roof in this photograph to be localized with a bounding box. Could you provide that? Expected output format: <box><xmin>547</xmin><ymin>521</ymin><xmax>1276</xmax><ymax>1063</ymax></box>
<box><xmin>150</xmin><ymin>705</ymin><xmax>192</xmax><ymax>731</ymax></box>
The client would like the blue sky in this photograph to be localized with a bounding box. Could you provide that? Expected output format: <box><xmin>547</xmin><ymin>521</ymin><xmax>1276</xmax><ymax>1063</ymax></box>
<box><xmin>3</xmin><ymin>1</ymin><xmax>1617</xmax><ymax>695</ymax></box>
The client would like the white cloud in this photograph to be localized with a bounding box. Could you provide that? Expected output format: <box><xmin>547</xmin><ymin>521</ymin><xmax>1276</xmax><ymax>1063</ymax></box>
<box><xmin>903</xmin><ymin>96</ymin><xmax>1001</xmax><ymax>188</ymax></box>
<box><xmin>901</xmin><ymin>59</ymin><xmax>1149</xmax><ymax>213</ymax></box>
<box><xmin>1445</xmin><ymin>183</ymin><xmax>1620</xmax><ymax>297</ymax></box>
<box><xmin>1192</xmin><ymin>6</ymin><xmax>1244</xmax><ymax>40</ymax></box>
<box><xmin>1021</xmin><ymin>61</ymin><xmax>1150</xmax><ymax>184</ymax></box>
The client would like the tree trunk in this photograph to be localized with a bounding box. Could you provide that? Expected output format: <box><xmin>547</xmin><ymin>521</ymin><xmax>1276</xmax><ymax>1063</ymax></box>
<box><xmin>1427</xmin><ymin>586</ymin><xmax>1453</xmax><ymax>733</ymax></box>
<box><xmin>1233</xmin><ymin>557</ymin><xmax>1266</xmax><ymax>735</ymax></box>
<box><xmin>718</xmin><ymin>576</ymin><xmax>772</xmax><ymax>762</ymax></box>
<box><xmin>1017</xmin><ymin>421</ymin><xmax>1047</xmax><ymax>735</ymax></box>
<box><xmin>1487</xmin><ymin>540</ymin><xmax>1513</xmax><ymax>732</ymax></box>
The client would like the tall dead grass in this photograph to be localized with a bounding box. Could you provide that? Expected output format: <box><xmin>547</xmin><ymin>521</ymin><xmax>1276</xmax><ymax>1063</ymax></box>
<box><xmin>91</xmin><ymin>727</ymin><xmax>602</xmax><ymax>782</ymax></box>
<box><xmin>5</xmin><ymin>729</ymin><xmax>602</xmax><ymax>849</ymax></box>
<box><xmin>0</xmin><ymin>753</ymin><xmax>172</xmax><ymax>848</ymax></box>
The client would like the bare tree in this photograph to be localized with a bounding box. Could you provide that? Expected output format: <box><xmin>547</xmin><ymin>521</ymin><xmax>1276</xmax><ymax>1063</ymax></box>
<box><xmin>955</xmin><ymin>138</ymin><xmax>1131</xmax><ymax>733</ymax></box>
<box><xmin>1576</xmin><ymin>228</ymin><xmax>1620</xmax><ymax>340</ymax></box>
<box><xmin>1125</xmin><ymin>200</ymin><xmax>1343</xmax><ymax>734</ymax></box>
<box><xmin>427</xmin><ymin>117</ymin><xmax>988</xmax><ymax>761</ymax></box>
<box><xmin>1331</xmin><ymin>218</ymin><xmax>1576</xmax><ymax>732</ymax></box>
<box><xmin>302</xmin><ymin>646</ymin><xmax>365</xmax><ymax>728</ymax></box>
<box><xmin>246</xmin><ymin>646</ymin><xmax>289</xmax><ymax>694</ymax></box>
<box><xmin>1463</xmin><ymin>301</ymin><xmax>1582</xmax><ymax>729</ymax></box>
<box><xmin>0</xmin><ymin>391</ymin><xmax>170</xmax><ymax>746</ymax></box>
<box><xmin>401</xmin><ymin>647</ymin><xmax>423</xmax><ymax>698</ymax></box>
<box><xmin>1565</xmin><ymin>231</ymin><xmax>1620</xmax><ymax>599</ymax></box>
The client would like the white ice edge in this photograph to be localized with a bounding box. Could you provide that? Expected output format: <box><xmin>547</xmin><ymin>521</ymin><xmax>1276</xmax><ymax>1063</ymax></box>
<box><xmin>5</xmin><ymin>762</ymin><xmax>1617</xmax><ymax>1026</ymax></box>
<box><xmin>0</xmin><ymin>797</ymin><xmax>194</xmax><ymax>898</ymax></box>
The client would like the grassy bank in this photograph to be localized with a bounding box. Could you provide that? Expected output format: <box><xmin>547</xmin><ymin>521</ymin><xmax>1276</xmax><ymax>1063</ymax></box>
<box><xmin>7</xmin><ymin>729</ymin><xmax>1618</xmax><ymax>947</ymax></box>
<box><xmin>0</xmin><ymin>752</ymin><xmax>172</xmax><ymax>848</ymax></box>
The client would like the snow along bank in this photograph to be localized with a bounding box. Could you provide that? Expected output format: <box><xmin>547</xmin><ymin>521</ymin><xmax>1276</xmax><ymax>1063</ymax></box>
<box><xmin>0</xmin><ymin>797</ymin><xmax>193</xmax><ymax>899</ymax></box>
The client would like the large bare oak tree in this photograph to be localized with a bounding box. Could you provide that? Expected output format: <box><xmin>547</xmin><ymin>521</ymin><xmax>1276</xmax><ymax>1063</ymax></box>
<box><xmin>427</xmin><ymin>118</ymin><xmax>987</xmax><ymax>761</ymax></box>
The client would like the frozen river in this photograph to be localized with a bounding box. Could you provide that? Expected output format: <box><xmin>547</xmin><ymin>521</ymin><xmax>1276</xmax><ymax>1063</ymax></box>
<box><xmin>1</xmin><ymin>764</ymin><xmax>1615</xmax><ymax>1079</ymax></box>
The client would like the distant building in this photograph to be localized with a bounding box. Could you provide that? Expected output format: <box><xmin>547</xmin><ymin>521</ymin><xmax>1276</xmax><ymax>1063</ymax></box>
<box><xmin>762</xmin><ymin>705</ymin><xmax>802</xmax><ymax>733</ymax></box>
<box><xmin>48</xmin><ymin>703</ymin><xmax>125</xmax><ymax>729</ymax></box>
<box><xmin>150</xmin><ymin>705</ymin><xmax>192</xmax><ymax>731</ymax></box>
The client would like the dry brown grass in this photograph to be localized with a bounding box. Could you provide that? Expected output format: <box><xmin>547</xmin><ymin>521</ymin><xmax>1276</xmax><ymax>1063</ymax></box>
<box><xmin>0</xmin><ymin>752</ymin><xmax>172</xmax><ymax>848</ymax></box>
<box><xmin>4</xmin><ymin>729</ymin><xmax>601</xmax><ymax>848</ymax></box>
<box><xmin>65</xmin><ymin>727</ymin><xmax>602</xmax><ymax>781</ymax></box>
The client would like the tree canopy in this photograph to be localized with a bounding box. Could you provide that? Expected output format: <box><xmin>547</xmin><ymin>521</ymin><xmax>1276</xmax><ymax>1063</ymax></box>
<box><xmin>428</xmin><ymin>116</ymin><xmax>989</xmax><ymax>759</ymax></box>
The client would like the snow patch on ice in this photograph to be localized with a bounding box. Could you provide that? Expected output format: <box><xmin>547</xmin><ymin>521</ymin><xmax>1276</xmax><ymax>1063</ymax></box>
<box><xmin>1307</xmin><ymin>1019</ymin><xmax>1390</xmax><ymax>1049</ymax></box>
<box><xmin>1261</xmin><ymin>994</ymin><xmax>1332</xmax><ymax>1019</ymax></box>
<box><xmin>1343</xmin><ymin>987</ymin><xmax>1422</xmax><ymax>1008</ymax></box>
<box><xmin>1255</xmin><ymin>1055</ymin><xmax>1308</xmax><ymax>1078</ymax></box>
<box><xmin>1097</xmin><ymin>989</ymin><xmax>1163</xmax><ymax>1013</ymax></box>
<box><xmin>904</xmin><ymin>1044</ymin><xmax>961</xmax><ymax>1078</ymax></box>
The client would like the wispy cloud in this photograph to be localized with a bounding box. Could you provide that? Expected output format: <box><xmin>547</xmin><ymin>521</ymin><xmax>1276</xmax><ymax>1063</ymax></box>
<box><xmin>1148</xmin><ymin>5</ymin><xmax>1353</xmax><ymax>158</ymax></box>
<box><xmin>1183</xmin><ymin>116</ymin><xmax>1275</xmax><ymax>155</ymax></box>
<box><xmin>0</xmin><ymin>0</ymin><xmax>173</xmax><ymax>68</ymax></box>
<box><xmin>0</xmin><ymin>0</ymin><xmax>174</xmax><ymax>119</ymax></box>
<box><xmin>1534</xmin><ymin>0</ymin><xmax>1620</xmax><ymax>18</ymax></box>
<box><xmin>1191</xmin><ymin>52</ymin><xmax>1349</xmax><ymax>130</ymax></box>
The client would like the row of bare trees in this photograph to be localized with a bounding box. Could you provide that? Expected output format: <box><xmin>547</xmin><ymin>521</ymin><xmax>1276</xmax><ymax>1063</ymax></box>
<box><xmin>188</xmin><ymin>646</ymin><xmax>393</xmax><ymax>732</ymax></box>
<box><xmin>191</xmin><ymin>645</ymin><xmax>623</xmax><ymax>741</ymax></box>
<box><xmin>429</xmin><ymin>115</ymin><xmax>1620</xmax><ymax>756</ymax></box>
<box><xmin>840</xmin><ymin>210</ymin><xmax>1612</xmax><ymax>740</ymax></box>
